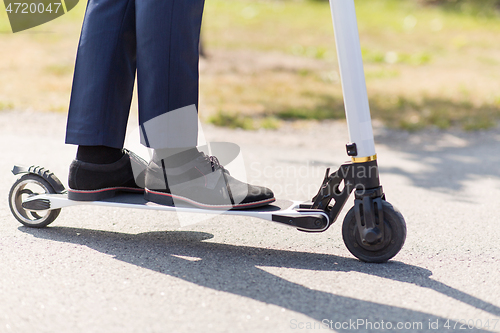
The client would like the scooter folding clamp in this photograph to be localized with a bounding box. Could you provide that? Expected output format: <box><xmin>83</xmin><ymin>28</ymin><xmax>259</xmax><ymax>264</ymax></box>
<box><xmin>310</xmin><ymin>159</ymin><xmax>386</xmax><ymax>234</ymax></box>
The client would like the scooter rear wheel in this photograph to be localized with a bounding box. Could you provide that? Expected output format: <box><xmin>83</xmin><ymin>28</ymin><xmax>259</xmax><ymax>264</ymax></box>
<box><xmin>9</xmin><ymin>174</ymin><xmax>61</xmax><ymax>228</ymax></box>
<box><xmin>342</xmin><ymin>200</ymin><xmax>406</xmax><ymax>263</ymax></box>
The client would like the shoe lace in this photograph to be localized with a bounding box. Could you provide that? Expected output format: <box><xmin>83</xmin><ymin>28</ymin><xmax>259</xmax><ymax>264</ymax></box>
<box><xmin>202</xmin><ymin>154</ymin><xmax>228</xmax><ymax>174</ymax></box>
<box><xmin>209</xmin><ymin>156</ymin><xmax>221</xmax><ymax>171</ymax></box>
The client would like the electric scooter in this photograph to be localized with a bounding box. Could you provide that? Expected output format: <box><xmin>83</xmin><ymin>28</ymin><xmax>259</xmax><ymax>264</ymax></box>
<box><xmin>8</xmin><ymin>0</ymin><xmax>406</xmax><ymax>263</ymax></box>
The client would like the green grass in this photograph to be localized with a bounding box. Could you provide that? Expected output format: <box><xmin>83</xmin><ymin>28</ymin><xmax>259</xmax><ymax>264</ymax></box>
<box><xmin>207</xmin><ymin>111</ymin><xmax>282</xmax><ymax>130</ymax></box>
<box><xmin>370</xmin><ymin>95</ymin><xmax>500</xmax><ymax>131</ymax></box>
<box><xmin>208</xmin><ymin>111</ymin><xmax>256</xmax><ymax>130</ymax></box>
<box><xmin>207</xmin><ymin>94</ymin><xmax>499</xmax><ymax>131</ymax></box>
<box><xmin>203</xmin><ymin>0</ymin><xmax>500</xmax><ymax>57</ymax></box>
<box><xmin>0</xmin><ymin>101</ymin><xmax>14</xmax><ymax>110</ymax></box>
<box><xmin>201</xmin><ymin>0</ymin><xmax>500</xmax><ymax>131</ymax></box>
<box><xmin>2</xmin><ymin>0</ymin><xmax>500</xmax><ymax>130</ymax></box>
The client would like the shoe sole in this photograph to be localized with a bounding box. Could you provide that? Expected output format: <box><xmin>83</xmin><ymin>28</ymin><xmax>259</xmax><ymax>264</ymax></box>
<box><xmin>68</xmin><ymin>187</ymin><xmax>144</xmax><ymax>201</ymax></box>
<box><xmin>144</xmin><ymin>189</ymin><xmax>276</xmax><ymax>210</ymax></box>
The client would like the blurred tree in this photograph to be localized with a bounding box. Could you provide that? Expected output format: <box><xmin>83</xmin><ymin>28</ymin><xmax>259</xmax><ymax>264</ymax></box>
<box><xmin>309</xmin><ymin>0</ymin><xmax>500</xmax><ymax>4</ymax></box>
<box><xmin>418</xmin><ymin>0</ymin><xmax>500</xmax><ymax>5</ymax></box>
<box><xmin>308</xmin><ymin>0</ymin><xmax>500</xmax><ymax>15</ymax></box>
<box><xmin>417</xmin><ymin>0</ymin><xmax>500</xmax><ymax>16</ymax></box>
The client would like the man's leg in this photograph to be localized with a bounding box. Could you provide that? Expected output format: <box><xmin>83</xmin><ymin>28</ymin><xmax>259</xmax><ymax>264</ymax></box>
<box><xmin>135</xmin><ymin>0</ymin><xmax>204</xmax><ymax>124</ymax></box>
<box><xmin>65</xmin><ymin>0</ymin><xmax>136</xmax><ymax>149</ymax></box>
<box><xmin>135</xmin><ymin>1</ymin><xmax>275</xmax><ymax>209</ymax></box>
<box><xmin>135</xmin><ymin>0</ymin><xmax>204</xmax><ymax>150</ymax></box>
<box><xmin>65</xmin><ymin>0</ymin><xmax>147</xmax><ymax>201</ymax></box>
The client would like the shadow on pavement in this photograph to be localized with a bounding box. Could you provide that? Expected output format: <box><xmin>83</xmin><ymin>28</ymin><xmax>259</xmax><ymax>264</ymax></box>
<box><xmin>278</xmin><ymin>131</ymin><xmax>500</xmax><ymax>197</ymax></box>
<box><xmin>20</xmin><ymin>227</ymin><xmax>499</xmax><ymax>332</ymax></box>
<box><xmin>375</xmin><ymin>131</ymin><xmax>500</xmax><ymax>193</ymax></box>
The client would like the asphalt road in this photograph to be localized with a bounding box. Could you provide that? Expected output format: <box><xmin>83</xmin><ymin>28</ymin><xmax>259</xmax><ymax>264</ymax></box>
<box><xmin>1</xmin><ymin>110</ymin><xmax>499</xmax><ymax>333</ymax></box>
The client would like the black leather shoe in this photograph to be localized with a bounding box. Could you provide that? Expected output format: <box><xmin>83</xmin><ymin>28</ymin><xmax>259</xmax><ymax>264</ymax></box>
<box><xmin>144</xmin><ymin>152</ymin><xmax>275</xmax><ymax>210</ymax></box>
<box><xmin>68</xmin><ymin>149</ymin><xmax>147</xmax><ymax>201</ymax></box>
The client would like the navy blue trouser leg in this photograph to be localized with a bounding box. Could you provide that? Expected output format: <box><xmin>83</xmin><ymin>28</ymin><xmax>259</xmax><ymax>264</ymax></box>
<box><xmin>136</xmin><ymin>0</ymin><xmax>204</xmax><ymax>126</ymax></box>
<box><xmin>65</xmin><ymin>0</ymin><xmax>205</xmax><ymax>149</ymax></box>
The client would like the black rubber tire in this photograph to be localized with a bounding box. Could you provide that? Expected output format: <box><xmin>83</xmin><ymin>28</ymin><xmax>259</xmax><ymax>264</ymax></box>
<box><xmin>8</xmin><ymin>174</ymin><xmax>61</xmax><ymax>228</ymax></box>
<box><xmin>342</xmin><ymin>200</ymin><xmax>406</xmax><ymax>263</ymax></box>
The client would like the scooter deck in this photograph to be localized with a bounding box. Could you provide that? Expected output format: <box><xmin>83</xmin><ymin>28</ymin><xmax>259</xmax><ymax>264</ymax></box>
<box><xmin>105</xmin><ymin>193</ymin><xmax>291</xmax><ymax>212</ymax></box>
<box><xmin>23</xmin><ymin>192</ymin><xmax>324</xmax><ymax>224</ymax></box>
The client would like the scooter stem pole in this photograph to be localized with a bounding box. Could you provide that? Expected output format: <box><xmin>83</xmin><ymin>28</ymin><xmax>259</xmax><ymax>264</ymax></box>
<box><xmin>329</xmin><ymin>0</ymin><xmax>376</xmax><ymax>160</ymax></box>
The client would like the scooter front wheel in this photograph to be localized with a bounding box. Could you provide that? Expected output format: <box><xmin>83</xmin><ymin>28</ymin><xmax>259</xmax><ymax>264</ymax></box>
<box><xmin>342</xmin><ymin>200</ymin><xmax>406</xmax><ymax>263</ymax></box>
<box><xmin>9</xmin><ymin>174</ymin><xmax>61</xmax><ymax>228</ymax></box>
